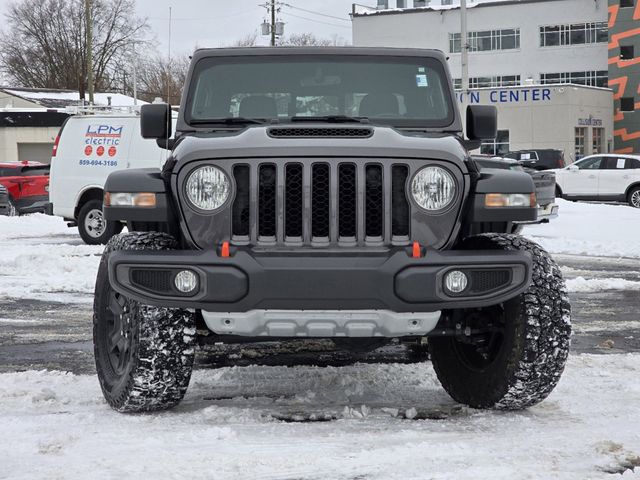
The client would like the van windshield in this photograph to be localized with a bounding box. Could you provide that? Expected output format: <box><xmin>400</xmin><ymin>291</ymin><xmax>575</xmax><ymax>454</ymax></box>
<box><xmin>184</xmin><ymin>55</ymin><xmax>455</xmax><ymax>128</ymax></box>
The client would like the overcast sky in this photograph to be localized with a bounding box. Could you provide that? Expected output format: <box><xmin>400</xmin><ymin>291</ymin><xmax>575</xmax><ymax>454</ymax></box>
<box><xmin>0</xmin><ymin>1</ymin><xmax>487</xmax><ymax>58</ymax></box>
<box><xmin>0</xmin><ymin>0</ymin><xmax>369</xmax><ymax>57</ymax></box>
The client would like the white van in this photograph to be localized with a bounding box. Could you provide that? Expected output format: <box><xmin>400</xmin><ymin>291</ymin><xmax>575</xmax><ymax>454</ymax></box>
<box><xmin>50</xmin><ymin>112</ymin><xmax>172</xmax><ymax>244</ymax></box>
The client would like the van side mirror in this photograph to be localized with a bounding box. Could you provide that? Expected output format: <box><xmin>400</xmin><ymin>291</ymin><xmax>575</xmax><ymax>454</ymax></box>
<box><xmin>141</xmin><ymin>103</ymin><xmax>172</xmax><ymax>142</ymax></box>
<box><xmin>466</xmin><ymin>105</ymin><xmax>497</xmax><ymax>141</ymax></box>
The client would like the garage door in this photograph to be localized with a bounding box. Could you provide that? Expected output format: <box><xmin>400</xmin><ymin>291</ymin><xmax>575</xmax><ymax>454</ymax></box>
<box><xmin>17</xmin><ymin>143</ymin><xmax>55</xmax><ymax>164</ymax></box>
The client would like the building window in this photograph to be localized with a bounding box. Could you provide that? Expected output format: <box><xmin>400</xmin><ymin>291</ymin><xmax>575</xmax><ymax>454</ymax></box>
<box><xmin>540</xmin><ymin>70</ymin><xmax>608</xmax><ymax>88</ymax></box>
<box><xmin>592</xmin><ymin>127</ymin><xmax>604</xmax><ymax>154</ymax></box>
<box><xmin>449</xmin><ymin>29</ymin><xmax>520</xmax><ymax>53</ymax></box>
<box><xmin>621</xmin><ymin>45</ymin><xmax>635</xmax><ymax>60</ymax></box>
<box><xmin>621</xmin><ymin>97</ymin><xmax>636</xmax><ymax>111</ymax></box>
<box><xmin>575</xmin><ymin>127</ymin><xmax>587</xmax><ymax>159</ymax></box>
<box><xmin>540</xmin><ymin>22</ymin><xmax>608</xmax><ymax>47</ymax></box>
<box><xmin>453</xmin><ymin>75</ymin><xmax>521</xmax><ymax>89</ymax></box>
<box><xmin>480</xmin><ymin>130</ymin><xmax>510</xmax><ymax>156</ymax></box>
<box><xmin>620</xmin><ymin>0</ymin><xmax>634</xmax><ymax>8</ymax></box>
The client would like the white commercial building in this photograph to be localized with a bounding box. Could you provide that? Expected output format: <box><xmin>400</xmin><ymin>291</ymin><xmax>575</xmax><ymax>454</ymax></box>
<box><xmin>351</xmin><ymin>0</ymin><xmax>613</xmax><ymax>160</ymax></box>
<box><xmin>461</xmin><ymin>84</ymin><xmax>612</xmax><ymax>158</ymax></box>
<box><xmin>352</xmin><ymin>0</ymin><xmax>608</xmax><ymax>88</ymax></box>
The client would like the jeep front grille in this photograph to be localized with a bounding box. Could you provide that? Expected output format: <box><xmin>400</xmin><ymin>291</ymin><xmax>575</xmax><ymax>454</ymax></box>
<box><xmin>231</xmin><ymin>161</ymin><xmax>411</xmax><ymax>246</ymax></box>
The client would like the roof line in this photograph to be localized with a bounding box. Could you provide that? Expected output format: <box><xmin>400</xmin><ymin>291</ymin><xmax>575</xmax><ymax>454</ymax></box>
<box><xmin>352</xmin><ymin>0</ymin><xmax>569</xmax><ymax>17</ymax></box>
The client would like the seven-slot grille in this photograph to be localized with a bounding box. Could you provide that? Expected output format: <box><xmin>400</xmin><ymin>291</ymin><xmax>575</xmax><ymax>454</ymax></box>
<box><xmin>231</xmin><ymin>162</ymin><xmax>410</xmax><ymax>245</ymax></box>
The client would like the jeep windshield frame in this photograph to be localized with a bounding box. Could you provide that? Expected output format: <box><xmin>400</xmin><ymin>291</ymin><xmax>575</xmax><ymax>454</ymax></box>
<box><xmin>181</xmin><ymin>49</ymin><xmax>458</xmax><ymax>131</ymax></box>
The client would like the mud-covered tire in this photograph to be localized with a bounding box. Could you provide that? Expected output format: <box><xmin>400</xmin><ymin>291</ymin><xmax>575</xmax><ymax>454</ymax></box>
<box><xmin>78</xmin><ymin>199</ymin><xmax>123</xmax><ymax>245</ymax></box>
<box><xmin>93</xmin><ymin>232</ymin><xmax>196</xmax><ymax>413</ymax></box>
<box><xmin>429</xmin><ymin>233</ymin><xmax>571</xmax><ymax>410</ymax></box>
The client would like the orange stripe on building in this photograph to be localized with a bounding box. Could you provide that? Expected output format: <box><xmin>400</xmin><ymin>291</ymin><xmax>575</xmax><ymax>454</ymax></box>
<box><xmin>609</xmin><ymin>28</ymin><xmax>640</xmax><ymax>49</ymax></box>
<box><xmin>614</xmin><ymin>128</ymin><xmax>640</xmax><ymax>141</ymax></box>
<box><xmin>608</xmin><ymin>56</ymin><xmax>640</xmax><ymax>68</ymax></box>
<box><xmin>635</xmin><ymin>1</ymin><xmax>640</xmax><ymax>20</ymax></box>
<box><xmin>608</xmin><ymin>77</ymin><xmax>628</xmax><ymax>99</ymax></box>
<box><xmin>615</xmin><ymin>147</ymin><xmax>635</xmax><ymax>154</ymax></box>
<box><xmin>609</xmin><ymin>4</ymin><xmax>619</xmax><ymax>28</ymax></box>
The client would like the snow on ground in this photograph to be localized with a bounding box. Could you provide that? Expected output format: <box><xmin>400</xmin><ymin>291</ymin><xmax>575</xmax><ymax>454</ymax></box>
<box><xmin>566</xmin><ymin>276</ymin><xmax>640</xmax><ymax>293</ymax></box>
<box><xmin>524</xmin><ymin>199</ymin><xmax>640</xmax><ymax>259</ymax></box>
<box><xmin>1</xmin><ymin>355</ymin><xmax>639</xmax><ymax>479</ymax></box>
<box><xmin>0</xmin><ymin>214</ymin><xmax>102</xmax><ymax>302</ymax></box>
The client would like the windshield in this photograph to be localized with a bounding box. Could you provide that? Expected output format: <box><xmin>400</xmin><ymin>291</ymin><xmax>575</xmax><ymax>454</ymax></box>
<box><xmin>184</xmin><ymin>55</ymin><xmax>454</xmax><ymax>128</ymax></box>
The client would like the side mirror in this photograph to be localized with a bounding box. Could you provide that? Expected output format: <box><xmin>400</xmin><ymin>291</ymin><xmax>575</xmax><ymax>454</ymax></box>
<box><xmin>141</xmin><ymin>103</ymin><xmax>172</xmax><ymax>141</ymax></box>
<box><xmin>568</xmin><ymin>165</ymin><xmax>579</xmax><ymax>171</ymax></box>
<box><xmin>466</xmin><ymin>105</ymin><xmax>497</xmax><ymax>141</ymax></box>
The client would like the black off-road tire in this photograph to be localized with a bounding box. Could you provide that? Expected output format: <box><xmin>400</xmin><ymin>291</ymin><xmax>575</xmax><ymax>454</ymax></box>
<box><xmin>93</xmin><ymin>232</ymin><xmax>196</xmax><ymax>413</ymax></box>
<box><xmin>78</xmin><ymin>199</ymin><xmax>123</xmax><ymax>245</ymax></box>
<box><xmin>429</xmin><ymin>234</ymin><xmax>571</xmax><ymax>410</ymax></box>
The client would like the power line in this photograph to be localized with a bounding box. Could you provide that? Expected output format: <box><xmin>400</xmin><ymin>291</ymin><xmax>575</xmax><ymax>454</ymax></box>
<box><xmin>282</xmin><ymin>4</ymin><xmax>350</xmax><ymax>22</ymax></box>
<box><xmin>281</xmin><ymin>11</ymin><xmax>351</xmax><ymax>29</ymax></box>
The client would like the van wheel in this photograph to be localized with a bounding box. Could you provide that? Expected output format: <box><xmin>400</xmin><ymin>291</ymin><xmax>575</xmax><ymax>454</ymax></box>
<box><xmin>78</xmin><ymin>199</ymin><xmax>123</xmax><ymax>245</ymax></box>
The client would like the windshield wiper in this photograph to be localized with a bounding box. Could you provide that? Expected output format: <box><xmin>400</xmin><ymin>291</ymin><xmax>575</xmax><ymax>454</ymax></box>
<box><xmin>290</xmin><ymin>115</ymin><xmax>369</xmax><ymax>124</ymax></box>
<box><xmin>190</xmin><ymin>117</ymin><xmax>268</xmax><ymax>126</ymax></box>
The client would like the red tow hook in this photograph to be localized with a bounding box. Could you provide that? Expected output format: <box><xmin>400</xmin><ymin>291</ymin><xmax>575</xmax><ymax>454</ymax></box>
<box><xmin>220</xmin><ymin>241</ymin><xmax>230</xmax><ymax>258</ymax></box>
<box><xmin>412</xmin><ymin>241</ymin><xmax>422</xmax><ymax>258</ymax></box>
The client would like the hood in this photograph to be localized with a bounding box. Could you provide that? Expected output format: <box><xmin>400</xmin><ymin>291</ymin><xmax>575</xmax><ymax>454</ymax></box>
<box><xmin>172</xmin><ymin>124</ymin><xmax>469</xmax><ymax>170</ymax></box>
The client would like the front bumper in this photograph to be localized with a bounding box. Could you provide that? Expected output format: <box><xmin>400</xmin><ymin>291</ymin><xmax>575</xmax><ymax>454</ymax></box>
<box><xmin>108</xmin><ymin>247</ymin><xmax>532</xmax><ymax>314</ymax></box>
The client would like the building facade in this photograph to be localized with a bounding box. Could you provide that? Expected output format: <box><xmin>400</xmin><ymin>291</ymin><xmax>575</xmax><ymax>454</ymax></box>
<box><xmin>352</xmin><ymin>0</ymin><xmax>608</xmax><ymax>87</ymax></box>
<box><xmin>608</xmin><ymin>0</ymin><xmax>640</xmax><ymax>153</ymax></box>
<box><xmin>352</xmin><ymin>0</ymin><xmax>637</xmax><ymax>155</ymax></box>
<box><xmin>461</xmin><ymin>84</ymin><xmax>612</xmax><ymax>158</ymax></box>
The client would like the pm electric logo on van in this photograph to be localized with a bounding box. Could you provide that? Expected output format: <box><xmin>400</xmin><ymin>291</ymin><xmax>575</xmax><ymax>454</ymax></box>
<box><xmin>81</xmin><ymin>125</ymin><xmax>123</xmax><ymax>166</ymax></box>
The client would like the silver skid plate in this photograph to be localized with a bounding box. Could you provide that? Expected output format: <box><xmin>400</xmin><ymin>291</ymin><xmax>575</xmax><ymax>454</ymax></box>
<box><xmin>201</xmin><ymin>310</ymin><xmax>442</xmax><ymax>337</ymax></box>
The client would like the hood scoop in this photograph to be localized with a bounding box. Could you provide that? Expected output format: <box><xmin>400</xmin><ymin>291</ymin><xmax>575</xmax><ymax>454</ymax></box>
<box><xmin>267</xmin><ymin>127</ymin><xmax>373</xmax><ymax>138</ymax></box>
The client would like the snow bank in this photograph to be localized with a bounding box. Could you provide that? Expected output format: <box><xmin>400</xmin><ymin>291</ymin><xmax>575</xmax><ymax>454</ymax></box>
<box><xmin>0</xmin><ymin>214</ymin><xmax>102</xmax><ymax>302</ymax></box>
<box><xmin>567</xmin><ymin>276</ymin><xmax>640</xmax><ymax>293</ymax></box>
<box><xmin>1</xmin><ymin>355</ymin><xmax>639</xmax><ymax>479</ymax></box>
<box><xmin>524</xmin><ymin>200</ymin><xmax>640</xmax><ymax>259</ymax></box>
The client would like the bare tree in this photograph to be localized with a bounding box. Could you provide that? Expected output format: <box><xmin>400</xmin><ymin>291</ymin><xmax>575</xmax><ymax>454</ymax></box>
<box><xmin>0</xmin><ymin>0</ymin><xmax>148</xmax><ymax>99</ymax></box>
<box><xmin>132</xmin><ymin>53</ymin><xmax>190</xmax><ymax>105</ymax></box>
<box><xmin>231</xmin><ymin>31</ymin><xmax>259</xmax><ymax>47</ymax></box>
<box><xmin>281</xmin><ymin>33</ymin><xmax>332</xmax><ymax>47</ymax></box>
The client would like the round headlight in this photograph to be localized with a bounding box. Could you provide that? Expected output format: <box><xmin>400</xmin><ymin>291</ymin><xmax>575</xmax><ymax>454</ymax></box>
<box><xmin>185</xmin><ymin>166</ymin><xmax>230</xmax><ymax>211</ymax></box>
<box><xmin>411</xmin><ymin>166</ymin><xmax>456</xmax><ymax>211</ymax></box>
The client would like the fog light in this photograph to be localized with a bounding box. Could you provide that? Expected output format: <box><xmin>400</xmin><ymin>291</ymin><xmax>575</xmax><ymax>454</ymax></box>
<box><xmin>445</xmin><ymin>270</ymin><xmax>468</xmax><ymax>294</ymax></box>
<box><xmin>174</xmin><ymin>270</ymin><xmax>198</xmax><ymax>293</ymax></box>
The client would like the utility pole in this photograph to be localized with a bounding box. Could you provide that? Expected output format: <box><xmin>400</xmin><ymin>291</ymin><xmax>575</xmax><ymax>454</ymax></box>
<box><xmin>132</xmin><ymin>45</ymin><xmax>138</xmax><ymax>106</ymax></box>
<box><xmin>270</xmin><ymin>0</ymin><xmax>276</xmax><ymax>46</ymax></box>
<box><xmin>85</xmin><ymin>0</ymin><xmax>94</xmax><ymax>105</ymax></box>
<box><xmin>261</xmin><ymin>1</ymin><xmax>283</xmax><ymax>46</ymax></box>
<box><xmin>460</xmin><ymin>0</ymin><xmax>469</xmax><ymax>98</ymax></box>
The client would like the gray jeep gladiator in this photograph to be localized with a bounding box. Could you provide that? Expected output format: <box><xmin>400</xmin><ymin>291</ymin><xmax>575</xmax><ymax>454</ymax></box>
<box><xmin>93</xmin><ymin>47</ymin><xmax>571</xmax><ymax>413</ymax></box>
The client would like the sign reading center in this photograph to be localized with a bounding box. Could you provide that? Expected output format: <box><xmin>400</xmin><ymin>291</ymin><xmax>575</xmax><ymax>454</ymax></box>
<box><xmin>456</xmin><ymin>88</ymin><xmax>552</xmax><ymax>104</ymax></box>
